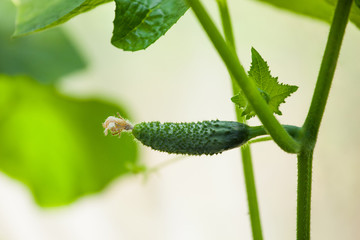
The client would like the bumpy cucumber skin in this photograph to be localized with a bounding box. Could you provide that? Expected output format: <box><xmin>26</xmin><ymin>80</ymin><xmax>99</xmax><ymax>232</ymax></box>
<box><xmin>132</xmin><ymin>120</ymin><xmax>250</xmax><ymax>155</ymax></box>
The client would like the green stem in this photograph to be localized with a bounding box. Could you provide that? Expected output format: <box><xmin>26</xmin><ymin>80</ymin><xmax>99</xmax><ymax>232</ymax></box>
<box><xmin>297</xmin><ymin>0</ymin><xmax>353</xmax><ymax>239</ymax></box>
<box><xmin>248</xmin><ymin>136</ymin><xmax>272</xmax><ymax>145</ymax></box>
<box><xmin>217</xmin><ymin>0</ymin><xmax>236</xmax><ymax>50</ymax></box>
<box><xmin>216</xmin><ymin>1</ymin><xmax>264</xmax><ymax>238</ymax></box>
<box><xmin>302</xmin><ymin>0</ymin><xmax>353</xmax><ymax>143</ymax></box>
<box><xmin>187</xmin><ymin>0</ymin><xmax>300</xmax><ymax>154</ymax></box>
<box><xmin>241</xmin><ymin>144</ymin><xmax>263</xmax><ymax>240</ymax></box>
<box><xmin>248</xmin><ymin>125</ymin><xmax>301</xmax><ymax>140</ymax></box>
<box><xmin>296</xmin><ymin>148</ymin><xmax>314</xmax><ymax>240</ymax></box>
<box><xmin>226</xmin><ymin>38</ymin><xmax>265</xmax><ymax>240</ymax></box>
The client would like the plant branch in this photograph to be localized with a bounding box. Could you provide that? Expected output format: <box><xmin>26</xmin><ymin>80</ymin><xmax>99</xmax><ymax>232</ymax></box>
<box><xmin>302</xmin><ymin>0</ymin><xmax>353</xmax><ymax>143</ymax></box>
<box><xmin>241</xmin><ymin>144</ymin><xmax>263</xmax><ymax>240</ymax></box>
<box><xmin>296</xmin><ymin>148</ymin><xmax>313</xmax><ymax>240</ymax></box>
<box><xmin>216</xmin><ymin>1</ymin><xmax>263</xmax><ymax>239</ymax></box>
<box><xmin>187</xmin><ymin>0</ymin><xmax>300</xmax><ymax>153</ymax></box>
<box><xmin>297</xmin><ymin>0</ymin><xmax>353</xmax><ymax>239</ymax></box>
<box><xmin>248</xmin><ymin>136</ymin><xmax>272</xmax><ymax>145</ymax></box>
<box><xmin>217</xmin><ymin>0</ymin><xmax>236</xmax><ymax>50</ymax></box>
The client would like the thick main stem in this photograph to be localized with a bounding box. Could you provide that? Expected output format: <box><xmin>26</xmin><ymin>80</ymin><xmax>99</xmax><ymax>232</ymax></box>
<box><xmin>297</xmin><ymin>0</ymin><xmax>353</xmax><ymax>239</ymax></box>
<box><xmin>187</xmin><ymin>0</ymin><xmax>300</xmax><ymax>153</ymax></box>
<box><xmin>296</xmin><ymin>148</ymin><xmax>314</xmax><ymax>240</ymax></box>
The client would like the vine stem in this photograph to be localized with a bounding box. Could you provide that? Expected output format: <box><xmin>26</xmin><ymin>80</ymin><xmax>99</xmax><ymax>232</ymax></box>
<box><xmin>297</xmin><ymin>0</ymin><xmax>353</xmax><ymax>239</ymax></box>
<box><xmin>216</xmin><ymin>0</ymin><xmax>263</xmax><ymax>238</ymax></box>
<box><xmin>302</xmin><ymin>0</ymin><xmax>353</xmax><ymax>141</ymax></box>
<box><xmin>241</xmin><ymin>144</ymin><xmax>263</xmax><ymax>240</ymax></box>
<box><xmin>248</xmin><ymin>136</ymin><xmax>272</xmax><ymax>145</ymax></box>
<box><xmin>187</xmin><ymin>0</ymin><xmax>300</xmax><ymax>154</ymax></box>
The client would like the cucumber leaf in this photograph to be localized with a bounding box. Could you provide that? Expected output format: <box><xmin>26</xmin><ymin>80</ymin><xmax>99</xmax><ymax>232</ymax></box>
<box><xmin>232</xmin><ymin>48</ymin><xmax>298</xmax><ymax>119</ymax></box>
<box><xmin>0</xmin><ymin>75</ymin><xmax>140</xmax><ymax>207</ymax></box>
<box><xmin>13</xmin><ymin>0</ymin><xmax>112</xmax><ymax>36</ymax></box>
<box><xmin>0</xmin><ymin>29</ymin><xmax>86</xmax><ymax>84</ymax></box>
<box><xmin>254</xmin><ymin>0</ymin><xmax>360</xmax><ymax>30</ymax></box>
<box><xmin>111</xmin><ymin>0</ymin><xmax>189</xmax><ymax>51</ymax></box>
<box><xmin>0</xmin><ymin>0</ymin><xmax>86</xmax><ymax>84</ymax></box>
<box><xmin>255</xmin><ymin>0</ymin><xmax>334</xmax><ymax>23</ymax></box>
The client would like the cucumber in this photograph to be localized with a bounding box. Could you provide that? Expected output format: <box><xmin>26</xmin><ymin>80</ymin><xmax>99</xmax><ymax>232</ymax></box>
<box><xmin>103</xmin><ymin>115</ymin><xmax>301</xmax><ymax>156</ymax></box>
<box><xmin>132</xmin><ymin>120</ymin><xmax>258</xmax><ymax>155</ymax></box>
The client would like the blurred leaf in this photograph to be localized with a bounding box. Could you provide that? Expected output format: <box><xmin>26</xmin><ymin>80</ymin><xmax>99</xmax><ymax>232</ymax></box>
<box><xmin>255</xmin><ymin>0</ymin><xmax>334</xmax><ymax>22</ymax></box>
<box><xmin>112</xmin><ymin>0</ymin><xmax>189</xmax><ymax>51</ymax></box>
<box><xmin>0</xmin><ymin>75</ymin><xmax>140</xmax><ymax>207</ymax></box>
<box><xmin>13</xmin><ymin>0</ymin><xmax>112</xmax><ymax>36</ymax></box>
<box><xmin>325</xmin><ymin>0</ymin><xmax>360</xmax><ymax>29</ymax></box>
<box><xmin>0</xmin><ymin>0</ymin><xmax>86</xmax><ymax>84</ymax></box>
<box><xmin>254</xmin><ymin>0</ymin><xmax>360</xmax><ymax>29</ymax></box>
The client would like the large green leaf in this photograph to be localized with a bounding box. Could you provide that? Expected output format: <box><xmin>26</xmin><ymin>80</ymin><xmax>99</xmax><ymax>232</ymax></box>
<box><xmin>111</xmin><ymin>0</ymin><xmax>189</xmax><ymax>51</ymax></box>
<box><xmin>0</xmin><ymin>75</ymin><xmax>140</xmax><ymax>207</ymax></box>
<box><xmin>13</xmin><ymin>0</ymin><xmax>112</xmax><ymax>36</ymax></box>
<box><xmin>254</xmin><ymin>0</ymin><xmax>360</xmax><ymax>29</ymax></box>
<box><xmin>0</xmin><ymin>0</ymin><xmax>86</xmax><ymax>84</ymax></box>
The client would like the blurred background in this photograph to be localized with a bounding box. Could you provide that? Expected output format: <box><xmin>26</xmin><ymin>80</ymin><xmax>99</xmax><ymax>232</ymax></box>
<box><xmin>1</xmin><ymin>0</ymin><xmax>360</xmax><ymax>239</ymax></box>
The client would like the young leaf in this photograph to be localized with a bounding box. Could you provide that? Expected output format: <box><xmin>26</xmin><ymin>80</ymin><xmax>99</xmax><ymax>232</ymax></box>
<box><xmin>0</xmin><ymin>0</ymin><xmax>86</xmax><ymax>84</ymax></box>
<box><xmin>254</xmin><ymin>0</ymin><xmax>360</xmax><ymax>30</ymax></box>
<box><xmin>0</xmin><ymin>75</ymin><xmax>140</xmax><ymax>207</ymax></box>
<box><xmin>111</xmin><ymin>0</ymin><xmax>189</xmax><ymax>51</ymax></box>
<box><xmin>13</xmin><ymin>0</ymin><xmax>112</xmax><ymax>36</ymax></box>
<box><xmin>232</xmin><ymin>48</ymin><xmax>298</xmax><ymax>119</ymax></box>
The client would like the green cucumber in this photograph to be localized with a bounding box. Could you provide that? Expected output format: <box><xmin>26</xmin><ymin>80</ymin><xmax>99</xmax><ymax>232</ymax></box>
<box><xmin>132</xmin><ymin>120</ymin><xmax>265</xmax><ymax>155</ymax></box>
<box><xmin>103</xmin><ymin>115</ymin><xmax>301</xmax><ymax>156</ymax></box>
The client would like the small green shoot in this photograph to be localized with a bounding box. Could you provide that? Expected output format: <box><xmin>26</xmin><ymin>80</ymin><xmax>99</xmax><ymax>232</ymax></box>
<box><xmin>232</xmin><ymin>48</ymin><xmax>298</xmax><ymax>119</ymax></box>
